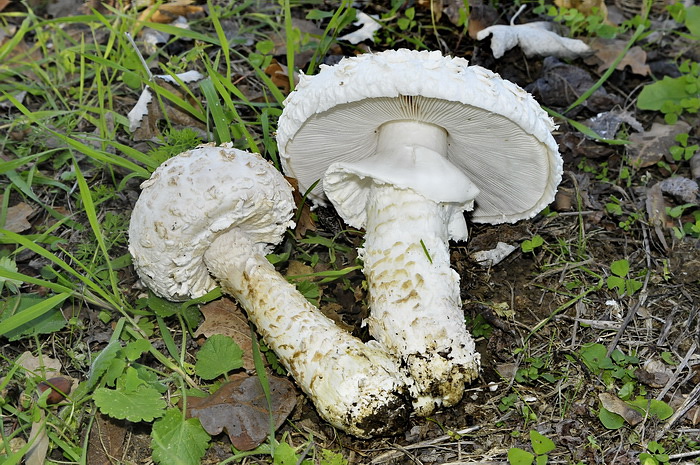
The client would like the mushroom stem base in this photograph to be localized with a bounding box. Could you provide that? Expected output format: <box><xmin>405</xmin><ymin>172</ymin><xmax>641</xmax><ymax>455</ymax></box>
<box><xmin>362</xmin><ymin>184</ymin><xmax>480</xmax><ymax>415</ymax></box>
<box><xmin>203</xmin><ymin>231</ymin><xmax>410</xmax><ymax>438</ymax></box>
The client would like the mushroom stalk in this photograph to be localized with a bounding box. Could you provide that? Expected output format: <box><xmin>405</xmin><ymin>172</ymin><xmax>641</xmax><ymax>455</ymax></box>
<box><xmin>128</xmin><ymin>145</ymin><xmax>410</xmax><ymax>438</ymax></box>
<box><xmin>203</xmin><ymin>231</ymin><xmax>410</xmax><ymax>437</ymax></box>
<box><xmin>325</xmin><ymin>121</ymin><xmax>481</xmax><ymax>414</ymax></box>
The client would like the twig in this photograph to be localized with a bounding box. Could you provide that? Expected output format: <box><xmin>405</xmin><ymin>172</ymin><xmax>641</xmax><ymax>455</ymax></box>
<box><xmin>657</xmin><ymin>342</ymin><xmax>697</xmax><ymax>401</ymax></box>
<box><xmin>369</xmin><ymin>426</ymin><xmax>480</xmax><ymax>464</ymax></box>
<box><xmin>655</xmin><ymin>382</ymin><xmax>700</xmax><ymax>441</ymax></box>
<box><xmin>606</xmin><ymin>225</ymin><xmax>652</xmax><ymax>357</ymax></box>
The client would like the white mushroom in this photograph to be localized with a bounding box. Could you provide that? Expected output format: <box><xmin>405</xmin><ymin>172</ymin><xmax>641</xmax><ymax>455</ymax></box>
<box><xmin>128</xmin><ymin>143</ymin><xmax>410</xmax><ymax>437</ymax></box>
<box><xmin>276</xmin><ymin>49</ymin><xmax>563</xmax><ymax>414</ymax></box>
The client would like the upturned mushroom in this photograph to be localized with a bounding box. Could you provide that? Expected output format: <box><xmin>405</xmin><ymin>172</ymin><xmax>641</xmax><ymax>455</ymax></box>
<box><xmin>128</xmin><ymin>143</ymin><xmax>410</xmax><ymax>437</ymax></box>
<box><xmin>276</xmin><ymin>49</ymin><xmax>563</xmax><ymax>414</ymax></box>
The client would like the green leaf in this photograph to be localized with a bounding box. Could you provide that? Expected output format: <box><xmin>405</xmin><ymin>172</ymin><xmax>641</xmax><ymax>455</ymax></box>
<box><xmin>530</xmin><ymin>430</ymin><xmax>555</xmax><ymax>455</ymax></box>
<box><xmin>194</xmin><ymin>334</ymin><xmax>243</xmax><ymax>380</ymax></box>
<box><xmin>638</xmin><ymin>76</ymin><xmax>695</xmax><ymax>111</ymax></box>
<box><xmin>320</xmin><ymin>450</ymin><xmax>349</xmax><ymax>465</ymax></box>
<box><xmin>273</xmin><ymin>442</ymin><xmax>300</xmax><ymax>465</ymax></box>
<box><xmin>580</xmin><ymin>343</ymin><xmax>614</xmax><ymax>372</ymax></box>
<box><xmin>0</xmin><ymin>293</ymin><xmax>68</xmax><ymax>340</ymax></box>
<box><xmin>151</xmin><ymin>408</ymin><xmax>210</xmax><ymax>465</ymax></box>
<box><xmin>686</xmin><ymin>5</ymin><xmax>700</xmax><ymax>36</ymax></box>
<box><xmin>508</xmin><ymin>447</ymin><xmax>535</xmax><ymax>465</ymax></box>
<box><xmin>536</xmin><ymin>455</ymin><xmax>549</xmax><ymax>465</ymax></box>
<box><xmin>598</xmin><ymin>407</ymin><xmax>625</xmax><ymax>429</ymax></box>
<box><xmin>93</xmin><ymin>384</ymin><xmax>166</xmax><ymax>422</ymax></box>
<box><xmin>627</xmin><ymin>398</ymin><xmax>674</xmax><ymax>420</ymax></box>
<box><xmin>607</xmin><ymin>276</ymin><xmax>625</xmax><ymax>294</ymax></box>
<box><xmin>610</xmin><ymin>259</ymin><xmax>630</xmax><ymax>277</ymax></box>
<box><xmin>123</xmin><ymin>338</ymin><xmax>152</xmax><ymax>361</ymax></box>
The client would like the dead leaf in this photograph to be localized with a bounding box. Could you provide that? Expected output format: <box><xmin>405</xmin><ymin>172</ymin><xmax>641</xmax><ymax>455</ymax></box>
<box><xmin>635</xmin><ymin>360</ymin><xmax>672</xmax><ymax>388</ymax></box>
<box><xmin>627</xmin><ymin>121</ymin><xmax>691</xmax><ymax>168</ymax></box>
<box><xmin>658</xmin><ymin>177</ymin><xmax>699</xmax><ymax>204</ymax></box>
<box><xmin>476</xmin><ymin>22</ymin><xmax>592</xmax><ymax>59</ymax></box>
<box><xmin>586</xmin><ymin>38</ymin><xmax>650</xmax><ymax>75</ymax></box>
<box><xmin>417</xmin><ymin>0</ymin><xmax>442</xmax><ymax>22</ymax></box>
<box><xmin>468</xmin><ymin>3</ymin><xmax>499</xmax><ymax>39</ymax></box>
<box><xmin>264</xmin><ymin>60</ymin><xmax>296</xmax><ymax>94</ymax></box>
<box><xmin>555</xmin><ymin>0</ymin><xmax>607</xmax><ymax>18</ymax></box>
<box><xmin>127</xmin><ymin>70</ymin><xmax>205</xmax><ymax>140</ymax></box>
<box><xmin>3</xmin><ymin>201</ymin><xmax>34</xmax><ymax>233</ymax></box>
<box><xmin>137</xmin><ymin>0</ymin><xmax>203</xmax><ymax>24</ymax></box>
<box><xmin>599</xmin><ymin>392</ymin><xmax>643</xmax><ymax>425</ymax></box>
<box><xmin>646</xmin><ymin>182</ymin><xmax>670</xmax><ymax>251</ymax></box>
<box><xmin>526</xmin><ymin>57</ymin><xmax>621</xmax><ymax>112</ymax></box>
<box><xmin>195</xmin><ymin>298</ymin><xmax>255</xmax><ymax>371</ymax></box>
<box><xmin>338</xmin><ymin>12</ymin><xmax>381</xmax><ymax>44</ymax></box>
<box><xmin>25</xmin><ymin>410</ymin><xmax>48</xmax><ymax>465</ymax></box>
<box><xmin>187</xmin><ymin>373</ymin><xmax>296</xmax><ymax>451</ymax></box>
<box><xmin>286</xmin><ymin>176</ymin><xmax>316</xmax><ymax>238</ymax></box>
<box><xmin>0</xmin><ymin>0</ymin><xmax>10</xmax><ymax>12</ymax></box>
<box><xmin>17</xmin><ymin>351</ymin><xmax>63</xmax><ymax>377</ymax></box>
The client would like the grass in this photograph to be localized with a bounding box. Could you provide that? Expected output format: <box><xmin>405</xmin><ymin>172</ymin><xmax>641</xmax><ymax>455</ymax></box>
<box><xmin>1</xmin><ymin>0</ymin><xmax>699</xmax><ymax>464</ymax></box>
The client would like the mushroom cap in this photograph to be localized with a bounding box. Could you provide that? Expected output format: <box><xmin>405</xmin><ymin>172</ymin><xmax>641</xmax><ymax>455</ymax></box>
<box><xmin>128</xmin><ymin>144</ymin><xmax>294</xmax><ymax>301</ymax></box>
<box><xmin>276</xmin><ymin>49</ymin><xmax>563</xmax><ymax>224</ymax></box>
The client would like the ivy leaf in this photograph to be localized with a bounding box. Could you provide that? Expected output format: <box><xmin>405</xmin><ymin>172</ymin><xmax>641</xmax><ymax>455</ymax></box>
<box><xmin>195</xmin><ymin>334</ymin><xmax>243</xmax><ymax>380</ymax></box>
<box><xmin>93</xmin><ymin>383</ymin><xmax>166</xmax><ymax>422</ymax></box>
<box><xmin>151</xmin><ymin>408</ymin><xmax>210</xmax><ymax>465</ymax></box>
<box><xmin>530</xmin><ymin>430</ymin><xmax>555</xmax><ymax>455</ymax></box>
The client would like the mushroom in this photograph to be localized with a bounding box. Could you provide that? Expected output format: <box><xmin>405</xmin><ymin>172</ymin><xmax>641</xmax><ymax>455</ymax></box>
<box><xmin>276</xmin><ymin>49</ymin><xmax>563</xmax><ymax>414</ymax></box>
<box><xmin>128</xmin><ymin>143</ymin><xmax>410</xmax><ymax>437</ymax></box>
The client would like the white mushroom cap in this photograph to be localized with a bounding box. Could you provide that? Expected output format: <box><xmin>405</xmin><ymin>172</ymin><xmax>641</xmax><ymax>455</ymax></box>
<box><xmin>128</xmin><ymin>143</ymin><xmax>295</xmax><ymax>300</ymax></box>
<box><xmin>276</xmin><ymin>49</ymin><xmax>563</xmax><ymax>225</ymax></box>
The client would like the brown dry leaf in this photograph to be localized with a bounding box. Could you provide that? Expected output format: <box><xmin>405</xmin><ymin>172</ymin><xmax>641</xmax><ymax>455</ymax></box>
<box><xmin>17</xmin><ymin>351</ymin><xmax>63</xmax><ymax>377</ymax></box>
<box><xmin>195</xmin><ymin>298</ymin><xmax>255</xmax><ymax>371</ymax></box>
<box><xmin>646</xmin><ymin>182</ymin><xmax>670</xmax><ymax>251</ymax></box>
<box><xmin>264</xmin><ymin>60</ymin><xmax>293</xmax><ymax>94</ymax></box>
<box><xmin>137</xmin><ymin>0</ymin><xmax>203</xmax><ymax>24</ymax></box>
<box><xmin>128</xmin><ymin>72</ymin><xmax>206</xmax><ymax>140</ymax></box>
<box><xmin>270</xmin><ymin>18</ymin><xmax>323</xmax><ymax>69</ymax></box>
<box><xmin>586</xmin><ymin>38</ymin><xmax>650</xmax><ymax>75</ymax></box>
<box><xmin>555</xmin><ymin>0</ymin><xmax>607</xmax><ymax>17</ymax></box>
<box><xmin>599</xmin><ymin>392</ymin><xmax>643</xmax><ymax>425</ymax></box>
<box><xmin>635</xmin><ymin>360</ymin><xmax>672</xmax><ymax>388</ymax></box>
<box><xmin>417</xmin><ymin>0</ymin><xmax>442</xmax><ymax>22</ymax></box>
<box><xmin>526</xmin><ymin>57</ymin><xmax>620</xmax><ymax>112</ymax></box>
<box><xmin>3</xmin><ymin>201</ymin><xmax>34</xmax><ymax>233</ymax></box>
<box><xmin>187</xmin><ymin>373</ymin><xmax>296</xmax><ymax>451</ymax></box>
<box><xmin>468</xmin><ymin>3</ymin><xmax>499</xmax><ymax>39</ymax></box>
<box><xmin>285</xmin><ymin>176</ymin><xmax>316</xmax><ymax>238</ymax></box>
<box><xmin>628</xmin><ymin>121</ymin><xmax>691</xmax><ymax>168</ymax></box>
<box><xmin>0</xmin><ymin>0</ymin><xmax>10</xmax><ymax>12</ymax></box>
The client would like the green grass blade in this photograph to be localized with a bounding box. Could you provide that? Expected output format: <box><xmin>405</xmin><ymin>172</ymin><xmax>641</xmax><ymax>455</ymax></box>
<box><xmin>0</xmin><ymin>292</ymin><xmax>71</xmax><ymax>338</ymax></box>
<box><xmin>200</xmin><ymin>78</ymin><xmax>232</xmax><ymax>143</ymax></box>
<box><xmin>72</xmin><ymin>160</ymin><xmax>123</xmax><ymax>305</ymax></box>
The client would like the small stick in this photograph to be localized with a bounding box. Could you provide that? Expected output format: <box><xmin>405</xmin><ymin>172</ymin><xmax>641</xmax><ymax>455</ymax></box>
<box><xmin>655</xmin><ymin>381</ymin><xmax>700</xmax><ymax>441</ymax></box>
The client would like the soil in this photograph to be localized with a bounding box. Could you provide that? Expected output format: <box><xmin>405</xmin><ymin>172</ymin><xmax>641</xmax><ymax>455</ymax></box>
<box><xmin>1</xmin><ymin>0</ymin><xmax>699</xmax><ymax>464</ymax></box>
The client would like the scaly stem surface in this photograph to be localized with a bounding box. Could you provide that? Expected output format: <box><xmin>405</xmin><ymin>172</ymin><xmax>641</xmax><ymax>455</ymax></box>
<box><xmin>203</xmin><ymin>231</ymin><xmax>410</xmax><ymax>437</ymax></box>
<box><xmin>362</xmin><ymin>184</ymin><xmax>480</xmax><ymax>415</ymax></box>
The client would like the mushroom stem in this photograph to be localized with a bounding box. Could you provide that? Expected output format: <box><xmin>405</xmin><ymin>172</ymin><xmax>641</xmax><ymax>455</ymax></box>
<box><xmin>324</xmin><ymin>120</ymin><xmax>481</xmax><ymax>415</ymax></box>
<box><xmin>362</xmin><ymin>184</ymin><xmax>480</xmax><ymax>415</ymax></box>
<box><xmin>203</xmin><ymin>230</ymin><xmax>410</xmax><ymax>437</ymax></box>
